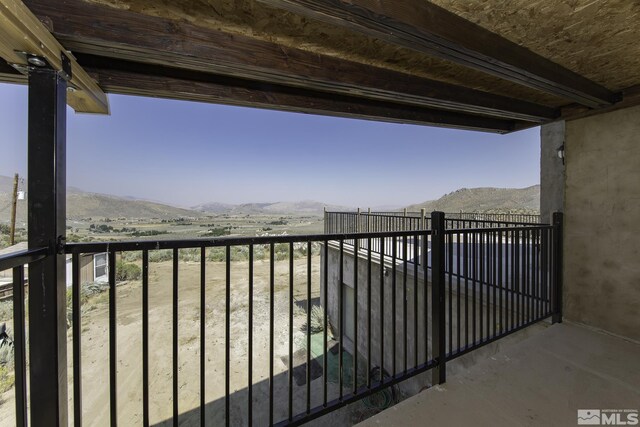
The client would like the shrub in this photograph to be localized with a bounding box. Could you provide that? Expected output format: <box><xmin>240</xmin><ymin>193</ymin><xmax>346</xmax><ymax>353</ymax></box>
<box><xmin>115</xmin><ymin>261</ymin><xmax>141</xmax><ymax>281</ymax></box>
<box><xmin>66</xmin><ymin>233</ymin><xmax>82</xmax><ymax>243</ymax></box>
<box><xmin>148</xmin><ymin>250</ymin><xmax>173</xmax><ymax>263</ymax></box>
<box><xmin>203</xmin><ymin>227</ymin><xmax>230</xmax><ymax>237</ymax></box>
<box><xmin>206</xmin><ymin>247</ymin><xmax>226</xmax><ymax>262</ymax></box>
<box><xmin>0</xmin><ymin>364</ymin><xmax>13</xmax><ymax>394</ymax></box>
<box><xmin>253</xmin><ymin>245</ymin><xmax>266</xmax><ymax>261</ymax></box>
<box><xmin>0</xmin><ymin>301</ymin><xmax>12</xmax><ymax>323</ymax></box>
<box><xmin>90</xmin><ymin>224</ymin><xmax>114</xmax><ymax>233</ymax></box>
<box><xmin>179</xmin><ymin>248</ymin><xmax>200</xmax><ymax>263</ymax></box>
<box><xmin>129</xmin><ymin>229</ymin><xmax>164</xmax><ymax>237</ymax></box>
<box><xmin>121</xmin><ymin>251</ymin><xmax>142</xmax><ymax>262</ymax></box>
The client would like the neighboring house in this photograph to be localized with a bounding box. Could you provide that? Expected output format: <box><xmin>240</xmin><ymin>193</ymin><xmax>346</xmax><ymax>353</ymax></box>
<box><xmin>65</xmin><ymin>252</ymin><xmax>109</xmax><ymax>286</ymax></box>
<box><xmin>0</xmin><ymin>243</ymin><xmax>107</xmax><ymax>288</ymax></box>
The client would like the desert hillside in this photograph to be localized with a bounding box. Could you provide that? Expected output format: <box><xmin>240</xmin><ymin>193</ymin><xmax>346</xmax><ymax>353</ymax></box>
<box><xmin>0</xmin><ymin>175</ymin><xmax>206</xmax><ymax>221</ymax></box>
<box><xmin>405</xmin><ymin>185</ymin><xmax>540</xmax><ymax>213</ymax></box>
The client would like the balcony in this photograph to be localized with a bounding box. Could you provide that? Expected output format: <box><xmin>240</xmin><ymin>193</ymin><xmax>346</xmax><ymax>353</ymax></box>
<box><xmin>1</xmin><ymin>1</ymin><xmax>639</xmax><ymax>425</ymax></box>
<box><xmin>0</xmin><ymin>211</ymin><xmax>561</xmax><ymax>426</ymax></box>
<box><xmin>357</xmin><ymin>322</ymin><xmax>640</xmax><ymax>427</ymax></box>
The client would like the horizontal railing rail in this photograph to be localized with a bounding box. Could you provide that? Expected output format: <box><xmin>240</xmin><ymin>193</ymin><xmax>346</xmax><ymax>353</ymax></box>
<box><xmin>64</xmin><ymin>230</ymin><xmax>431</xmax><ymax>254</ymax></box>
<box><xmin>0</xmin><ymin>247</ymin><xmax>49</xmax><ymax>271</ymax></box>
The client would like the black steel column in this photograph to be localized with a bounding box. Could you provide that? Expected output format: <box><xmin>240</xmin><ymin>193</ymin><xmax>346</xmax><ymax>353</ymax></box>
<box><xmin>27</xmin><ymin>64</ymin><xmax>68</xmax><ymax>426</ymax></box>
<box><xmin>431</xmin><ymin>211</ymin><xmax>446</xmax><ymax>385</ymax></box>
<box><xmin>552</xmin><ymin>212</ymin><xmax>563</xmax><ymax>324</ymax></box>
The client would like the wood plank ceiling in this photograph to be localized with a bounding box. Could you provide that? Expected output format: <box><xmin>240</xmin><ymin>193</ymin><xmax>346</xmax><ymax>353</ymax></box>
<box><xmin>2</xmin><ymin>0</ymin><xmax>639</xmax><ymax>133</ymax></box>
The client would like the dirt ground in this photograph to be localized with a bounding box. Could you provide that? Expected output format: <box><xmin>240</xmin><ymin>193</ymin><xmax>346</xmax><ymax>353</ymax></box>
<box><xmin>1</xmin><ymin>255</ymin><xmax>346</xmax><ymax>426</ymax></box>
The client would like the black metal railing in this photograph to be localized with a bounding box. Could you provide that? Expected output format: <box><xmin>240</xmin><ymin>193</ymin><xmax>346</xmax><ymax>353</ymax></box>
<box><xmin>444</xmin><ymin>212</ymin><xmax>540</xmax><ymax>224</ymax></box>
<box><xmin>325</xmin><ymin>211</ymin><xmax>543</xmax><ymax>257</ymax></box>
<box><xmin>0</xmin><ymin>247</ymin><xmax>49</xmax><ymax>427</ymax></box>
<box><xmin>324</xmin><ymin>211</ymin><xmax>427</xmax><ymax>235</ymax></box>
<box><xmin>324</xmin><ymin>211</ymin><xmax>541</xmax><ymax>236</ymax></box>
<box><xmin>441</xmin><ymin>223</ymin><xmax>558</xmax><ymax>361</ymax></box>
<box><xmin>342</xmin><ymin>211</ymin><xmax>541</xmax><ymax>224</ymax></box>
<box><xmin>2</xmin><ymin>212</ymin><xmax>561</xmax><ymax>427</ymax></box>
<box><xmin>63</xmin><ymin>230</ymin><xmax>437</xmax><ymax>426</ymax></box>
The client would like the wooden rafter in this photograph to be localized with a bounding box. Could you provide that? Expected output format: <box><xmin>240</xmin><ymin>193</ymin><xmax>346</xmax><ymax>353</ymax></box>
<box><xmin>258</xmin><ymin>0</ymin><xmax>618</xmax><ymax>108</ymax></box>
<box><xmin>0</xmin><ymin>0</ymin><xmax>108</xmax><ymax>113</ymax></box>
<box><xmin>24</xmin><ymin>0</ymin><xmax>556</xmax><ymax>123</ymax></box>
<box><xmin>79</xmin><ymin>54</ymin><xmax>520</xmax><ymax>133</ymax></box>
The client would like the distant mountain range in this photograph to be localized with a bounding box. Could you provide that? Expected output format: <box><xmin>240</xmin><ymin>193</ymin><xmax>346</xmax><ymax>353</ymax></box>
<box><xmin>192</xmin><ymin>200</ymin><xmax>351</xmax><ymax>215</ymax></box>
<box><xmin>66</xmin><ymin>191</ymin><xmax>208</xmax><ymax>220</ymax></box>
<box><xmin>0</xmin><ymin>175</ymin><xmax>349</xmax><ymax>220</ymax></box>
<box><xmin>0</xmin><ymin>177</ymin><xmax>209</xmax><ymax>222</ymax></box>
<box><xmin>1</xmin><ymin>175</ymin><xmax>539</xmax><ymax>222</ymax></box>
<box><xmin>404</xmin><ymin>185</ymin><xmax>540</xmax><ymax>213</ymax></box>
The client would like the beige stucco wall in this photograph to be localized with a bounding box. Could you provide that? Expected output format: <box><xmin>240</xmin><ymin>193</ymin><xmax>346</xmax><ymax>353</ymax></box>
<box><xmin>564</xmin><ymin>104</ymin><xmax>640</xmax><ymax>341</ymax></box>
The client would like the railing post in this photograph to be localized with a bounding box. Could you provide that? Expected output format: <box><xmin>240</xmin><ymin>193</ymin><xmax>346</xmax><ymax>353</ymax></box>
<box><xmin>403</xmin><ymin>208</ymin><xmax>407</xmax><ymax>230</ymax></box>
<box><xmin>12</xmin><ymin>266</ymin><xmax>27</xmax><ymax>426</ymax></box>
<box><xmin>323</xmin><ymin>206</ymin><xmax>327</xmax><ymax>233</ymax></box>
<box><xmin>27</xmin><ymin>61</ymin><xmax>69</xmax><ymax>426</ymax></box>
<box><xmin>431</xmin><ymin>211</ymin><xmax>446</xmax><ymax>385</ymax></box>
<box><xmin>552</xmin><ymin>212</ymin><xmax>564</xmax><ymax>323</ymax></box>
<box><xmin>357</xmin><ymin>207</ymin><xmax>361</xmax><ymax>232</ymax></box>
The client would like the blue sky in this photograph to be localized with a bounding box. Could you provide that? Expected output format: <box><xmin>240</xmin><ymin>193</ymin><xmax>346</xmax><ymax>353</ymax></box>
<box><xmin>0</xmin><ymin>82</ymin><xmax>540</xmax><ymax>208</ymax></box>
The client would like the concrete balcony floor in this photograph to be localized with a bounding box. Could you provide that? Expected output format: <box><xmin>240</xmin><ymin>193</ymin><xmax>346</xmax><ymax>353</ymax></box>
<box><xmin>357</xmin><ymin>322</ymin><xmax>640</xmax><ymax>427</ymax></box>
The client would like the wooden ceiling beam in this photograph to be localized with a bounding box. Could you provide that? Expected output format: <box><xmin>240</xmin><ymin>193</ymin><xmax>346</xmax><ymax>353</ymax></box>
<box><xmin>560</xmin><ymin>85</ymin><xmax>640</xmax><ymax>122</ymax></box>
<box><xmin>0</xmin><ymin>0</ymin><xmax>108</xmax><ymax>113</ymax></box>
<box><xmin>78</xmin><ymin>53</ymin><xmax>520</xmax><ymax>133</ymax></box>
<box><xmin>23</xmin><ymin>0</ymin><xmax>557</xmax><ymax>123</ymax></box>
<box><xmin>258</xmin><ymin>0</ymin><xmax>619</xmax><ymax>108</ymax></box>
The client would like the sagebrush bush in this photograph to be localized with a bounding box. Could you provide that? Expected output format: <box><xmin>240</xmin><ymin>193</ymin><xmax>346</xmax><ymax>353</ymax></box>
<box><xmin>115</xmin><ymin>261</ymin><xmax>141</xmax><ymax>281</ymax></box>
<box><xmin>0</xmin><ymin>301</ymin><xmax>12</xmax><ymax>324</ymax></box>
<box><xmin>0</xmin><ymin>364</ymin><xmax>13</xmax><ymax>394</ymax></box>
<box><xmin>207</xmin><ymin>248</ymin><xmax>226</xmax><ymax>262</ymax></box>
<box><xmin>148</xmin><ymin>249</ymin><xmax>173</xmax><ymax>263</ymax></box>
<box><xmin>121</xmin><ymin>251</ymin><xmax>142</xmax><ymax>262</ymax></box>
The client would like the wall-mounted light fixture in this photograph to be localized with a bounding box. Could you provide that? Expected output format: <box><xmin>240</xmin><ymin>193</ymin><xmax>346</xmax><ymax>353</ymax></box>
<box><xmin>557</xmin><ymin>144</ymin><xmax>565</xmax><ymax>165</ymax></box>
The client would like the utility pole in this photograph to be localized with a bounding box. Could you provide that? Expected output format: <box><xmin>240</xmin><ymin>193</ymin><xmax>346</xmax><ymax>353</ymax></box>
<box><xmin>10</xmin><ymin>173</ymin><xmax>18</xmax><ymax>245</ymax></box>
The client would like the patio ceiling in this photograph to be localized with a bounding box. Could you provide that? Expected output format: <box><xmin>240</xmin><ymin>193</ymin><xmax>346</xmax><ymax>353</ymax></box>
<box><xmin>1</xmin><ymin>0</ymin><xmax>639</xmax><ymax>132</ymax></box>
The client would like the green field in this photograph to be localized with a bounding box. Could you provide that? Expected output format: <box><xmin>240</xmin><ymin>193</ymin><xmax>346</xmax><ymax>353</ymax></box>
<box><xmin>64</xmin><ymin>213</ymin><xmax>325</xmax><ymax>244</ymax></box>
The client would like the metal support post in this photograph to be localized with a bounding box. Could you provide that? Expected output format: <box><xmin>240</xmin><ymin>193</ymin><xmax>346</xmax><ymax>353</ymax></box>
<box><xmin>27</xmin><ymin>61</ymin><xmax>69</xmax><ymax>426</ymax></box>
<box><xmin>431</xmin><ymin>211</ymin><xmax>446</xmax><ymax>385</ymax></box>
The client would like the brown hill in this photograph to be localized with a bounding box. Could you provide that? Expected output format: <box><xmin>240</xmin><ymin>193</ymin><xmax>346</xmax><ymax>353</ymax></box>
<box><xmin>0</xmin><ymin>175</ymin><xmax>206</xmax><ymax>221</ymax></box>
<box><xmin>405</xmin><ymin>185</ymin><xmax>540</xmax><ymax>213</ymax></box>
